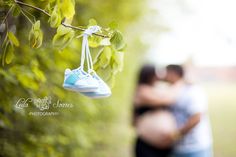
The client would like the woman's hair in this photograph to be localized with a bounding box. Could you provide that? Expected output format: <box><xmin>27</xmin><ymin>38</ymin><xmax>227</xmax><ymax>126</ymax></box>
<box><xmin>138</xmin><ymin>65</ymin><xmax>158</xmax><ymax>85</ymax></box>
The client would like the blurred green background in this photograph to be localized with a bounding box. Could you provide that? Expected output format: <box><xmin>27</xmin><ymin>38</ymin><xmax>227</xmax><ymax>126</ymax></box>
<box><xmin>205</xmin><ymin>83</ymin><xmax>236</xmax><ymax>157</ymax></box>
<box><xmin>1</xmin><ymin>0</ymin><xmax>236</xmax><ymax>157</ymax></box>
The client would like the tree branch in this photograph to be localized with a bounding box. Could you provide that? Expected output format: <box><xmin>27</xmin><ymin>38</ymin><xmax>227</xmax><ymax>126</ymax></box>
<box><xmin>15</xmin><ymin>0</ymin><xmax>110</xmax><ymax>38</ymax></box>
<box><xmin>15</xmin><ymin>0</ymin><xmax>51</xmax><ymax>17</ymax></box>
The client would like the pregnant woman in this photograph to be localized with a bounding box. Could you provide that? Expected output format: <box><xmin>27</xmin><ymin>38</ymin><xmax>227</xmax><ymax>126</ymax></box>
<box><xmin>133</xmin><ymin>65</ymin><xmax>179</xmax><ymax>157</ymax></box>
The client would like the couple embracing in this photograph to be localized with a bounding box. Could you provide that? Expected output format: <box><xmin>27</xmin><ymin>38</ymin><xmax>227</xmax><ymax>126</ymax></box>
<box><xmin>133</xmin><ymin>65</ymin><xmax>213</xmax><ymax>157</ymax></box>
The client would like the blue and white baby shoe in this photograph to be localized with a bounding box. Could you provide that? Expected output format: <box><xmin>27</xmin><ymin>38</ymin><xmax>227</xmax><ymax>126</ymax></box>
<box><xmin>81</xmin><ymin>72</ymin><xmax>111</xmax><ymax>98</ymax></box>
<box><xmin>63</xmin><ymin>67</ymin><xmax>98</xmax><ymax>92</ymax></box>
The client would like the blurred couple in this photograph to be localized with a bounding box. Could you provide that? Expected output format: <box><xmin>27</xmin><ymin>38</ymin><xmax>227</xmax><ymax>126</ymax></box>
<box><xmin>133</xmin><ymin>64</ymin><xmax>213</xmax><ymax>157</ymax></box>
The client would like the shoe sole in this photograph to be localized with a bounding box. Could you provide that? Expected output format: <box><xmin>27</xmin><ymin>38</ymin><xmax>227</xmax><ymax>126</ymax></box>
<box><xmin>63</xmin><ymin>84</ymin><xmax>98</xmax><ymax>92</ymax></box>
<box><xmin>81</xmin><ymin>93</ymin><xmax>111</xmax><ymax>99</ymax></box>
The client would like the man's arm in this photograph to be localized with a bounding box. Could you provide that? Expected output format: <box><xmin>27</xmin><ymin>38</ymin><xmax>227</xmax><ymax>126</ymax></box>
<box><xmin>179</xmin><ymin>113</ymin><xmax>201</xmax><ymax>136</ymax></box>
<box><xmin>170</xmin><ymin>113</ymin><xmax>201</xmax><ymax>142</ymax></box>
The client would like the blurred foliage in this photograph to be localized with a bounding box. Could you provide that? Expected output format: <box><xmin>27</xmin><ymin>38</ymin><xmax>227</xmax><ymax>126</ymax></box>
<box><xmin>0</xmin><ymin>0</ymin><xmax>146</xmax><ymax>157</ymax></box>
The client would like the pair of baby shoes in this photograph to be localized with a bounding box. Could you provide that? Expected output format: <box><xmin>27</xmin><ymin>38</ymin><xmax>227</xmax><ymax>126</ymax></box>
<box><xmin>62</xmin><ymin>26</ymin><xmax>111</xmax><ymax>98</ymax></box>
<box><xmin>63</xmin><ymin>67</ymin><xmax>111</xmax><ymax>98</ymax></box>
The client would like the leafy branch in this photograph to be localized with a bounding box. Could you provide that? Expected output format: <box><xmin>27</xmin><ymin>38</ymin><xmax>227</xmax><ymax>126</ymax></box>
<box><xmin>14</xmin><ymin>0</ymin><xmax>109</xmax><ymax>38</ymax></box>
<box><xmin>1</xmin><ymin>0</ymin><xmax>125</xmax><ymax>87</ymax></box>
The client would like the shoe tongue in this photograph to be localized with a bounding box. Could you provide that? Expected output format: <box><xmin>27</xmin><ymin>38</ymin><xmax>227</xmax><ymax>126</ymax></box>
<box><xmin>72</xmin><ymin>68</ymin><xmax>89</xmax><ymax>77</ymax></box>
<box><xmin>72</xmin><ymin>68</ymin><xmax>82</xmax><ymax>73</ymax></box>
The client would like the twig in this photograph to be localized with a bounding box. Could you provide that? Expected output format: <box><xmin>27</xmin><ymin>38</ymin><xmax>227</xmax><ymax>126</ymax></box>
<box><xmin>15</xmin><ymin>0</ymin><xmax>51</xmax><ymax>17</ymax></box>
<box><xmin>15</xmin><ymin>0</ymin><xmax>110</xmax><ymax>38</ymax></box>
<box><xmin>1</xmin><ymin>6</ymin><xmax>13</xmax><ymax>25</ymax></box>
<box><xmin>22</xmin><ymin>8</ymin><xmax>37</xmax><ymax>22</ymax></box>
<box><xmin>21</xmin><ymin>9</ymin><xmax>34</xmax><ymax>24</ymax></box>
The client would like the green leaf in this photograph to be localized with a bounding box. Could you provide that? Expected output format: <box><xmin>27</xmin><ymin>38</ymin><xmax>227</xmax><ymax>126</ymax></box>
<box><xmin>2</xmin><ymin>0</ymin><xmax>14</xmax><ymax>6</ymax></box>
<box><xmin>12</xmin><ymin>5</ymin><xmax>21</xmax><ymax>17</ymax></box>
<box><xmin>32</xmin><ymin>67</ymin><xmax>46</xmax><ymax>82</ymax></box>
<box><xmin>99</xmin><ymin>47</ymin><xmax>112</xmax><ymax>68</ymax></box>
<box><xmin>29</xmin><ymin>21</ymin><xmax>43</xmax><ymax>49</ymax></box>
<box><xmin>90</xmin><ymin>46</ymin><xmax>104</xmax><ymax>64</ymax></box>
<box><xmin>8</xmin><ymin>31</ymin><xmax>19</xmax><ymax>47</ymax></box>
<box><xmin>5</xmin><ymin>44</ymin><xmax>14</xmax><ymax>64</ymax></box>
<box><xmin>53</xmin><ymin>26</ymin><xmax>74</xmax><ymax>49</ymax></box>
<box><xmin>88</xmin><ymin>18</ymin><xmax>97</xmax><ymax>26</ymax></box>
<box><xmin>60</xmin><ymin>0</ymin><xmax>75</xmax><ymax>18</ymax></box>
<box><xmin>88</xmin><ymin>36</ymin><xmax>102</xmax><ymax>48</ymax></box>
<box><xmin>49</xmin><ymin>6</ymin><xmax>61</xmax><ymax>28</ymax></box>
<box><xmin>100</xmin><ymin>38</ymin><xmax>111</xmax><ymax>46</ymax></box>
<box><xmin>57</xmin><ymin>25</ymin><xmax>71</xmax><ymax>35</ymax></box>
<box><xmin>110</xmin><ymin>30</ymin><xmax>125</xmax><ymax>50</ymax></box>
<box><xmin>17</xmin><ymin>72</ymin><xmax>39</xmax><ymax>90</ymax></box>
<box><xmin>97</xmin><ymin>65</ymin><xmax>112</xmax><ymax>81</ymax></box>
<box><xmin>112</xmin><ymin>52</ymin><xmax>124</xmax><ymax>73</ymax></box>
<box><xmin>34</xmin><ymin>20</ymin><xmax>41</xmax><ymax>30</ymax></box>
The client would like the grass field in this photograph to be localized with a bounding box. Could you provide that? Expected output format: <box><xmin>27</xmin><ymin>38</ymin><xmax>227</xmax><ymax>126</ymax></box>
<box><xmin>203</xmin><ymin>82</ymin><xmax>236</xmax><ymax>157</ymax></box>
